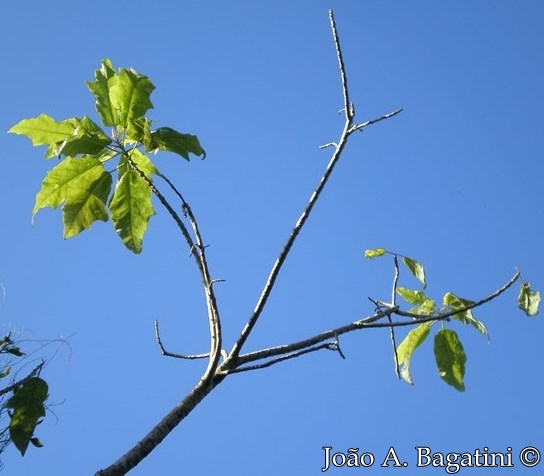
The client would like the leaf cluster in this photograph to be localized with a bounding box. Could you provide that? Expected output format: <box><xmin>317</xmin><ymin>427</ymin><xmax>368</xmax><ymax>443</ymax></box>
<box><xmin>9</xmin><ymin>59</ymin><xmax>205</xmax><ymax>254</ymax></box>
<box><xmin>0</xmin><ymin>334</ymin><xmax>47</xmax><ymax>458</ymax></box>
<box><xmin>365</xmin><ymin>248</ymin><xmax>539</xmax><ymax>391</ymax></box>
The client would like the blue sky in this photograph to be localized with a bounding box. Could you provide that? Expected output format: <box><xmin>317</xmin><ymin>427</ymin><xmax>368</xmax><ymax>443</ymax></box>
<box><xmin>1</xmin><ymin>1</ymin><xmax>543</xmax><ymax>474</ymax></box>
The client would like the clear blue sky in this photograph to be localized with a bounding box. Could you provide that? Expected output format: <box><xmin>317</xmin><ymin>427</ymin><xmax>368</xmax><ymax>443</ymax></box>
<box><xmin>1</xmin><ymin>1</ymin><xmax>543</xmax><ymax>474</ymax></box>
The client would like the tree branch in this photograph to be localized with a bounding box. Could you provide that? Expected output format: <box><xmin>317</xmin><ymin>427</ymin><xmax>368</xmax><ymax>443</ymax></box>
<box><xmin>225</xmin><ymin>8</ymin><xmax>401</xmax><ymax>363</ymax></box>
<box><xmin>228</xmin><ymin>271</ymin><xmax>519</xmax><ymax>371</ymax></box>
<box><xmin>154</xmin><ymin>320</ymin><xmax>209</xmax><ymax>360</ymax></box>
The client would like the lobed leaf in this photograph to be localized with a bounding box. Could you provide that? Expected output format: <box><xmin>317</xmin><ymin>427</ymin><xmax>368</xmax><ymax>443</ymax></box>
<box><xmin>518</xmin><ymin>283</ymin><xmax>540</xmax><ymax>317</ymax></box>
<box><xmin>126</xmin><ymin>117</ymin><xmax>154</xmax><ymax>149</ymax></box>
<box><xmin>9</xmin><ymin>114</ymin><xmax>111</xmax><ymax>159</ymax></box>
<box><xmin>62</xmin><ymin>170</ymin><xmax>113</xmax><ymax>238</ymax></box>
<box><xmin>5</xmin><ymin>378</ymin><xmax>48</xmax><ymax>456</ymax></box>
<box><xmin>54</xmin><ymin>116</ymin><xmax>111</xmax><ymax>157</ymax></box>
<box><xmin>149</xmin><ymin>127</ymin><xmax>205</xmax><ymax>160</ymax></box>
<box><xmin>402</xmin><ymin>256</ymin><xmax>426</xmax><ymax>288</ymax></box>
<box><xmin>86</xmin><ymin>58</ymin><xmax>117</xmax><ymax>126</ymax></box>
<box><xmin>33</xmin><ymin>156</ymin><xmax>113</xmax><ymax>237</ymax></box>
<box><xmin>364</xmin><ymin>248</ymin><xmax>387</xmax><ymax>259</ymax></box>
<box><xmin>396</xmin><ymin>323</ymin><xmax>431</xmax><ymax>385</ymax></box>
<box><xmin>434</xmin><ymin>329</ymin><xmax>466</xmax><ymax>391</ymax></box>
<box><xmin>108</xmin><ymin>67</ymin><xmax>155</xmax><ymax>127</ymax></box>
<box><xmin>9</xmin><ymin>114</ymin><xmax>78</xmax><ymax>159</ymax></box>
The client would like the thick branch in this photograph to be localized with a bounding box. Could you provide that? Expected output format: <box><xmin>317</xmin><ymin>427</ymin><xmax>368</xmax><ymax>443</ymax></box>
<box><xmin>95</xmin><ymin>372</ymin><xmax>226</xmax><ymax>476</ymax></box>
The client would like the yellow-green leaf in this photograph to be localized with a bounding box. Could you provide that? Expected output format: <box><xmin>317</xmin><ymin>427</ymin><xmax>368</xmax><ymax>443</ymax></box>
<box><xmin>518</xmin><ymin>283</ymin><xmax>540</xmax><ymax>316</ymax></box>
<box><xmin>108</xmin><ymin>68</ymin><xmax>155</xmax><ymax>127</ymax></box>
<box><xmin>397</xmin><ymin>323</ymin><xmax>431</xmax><ymax>385</ymax></box>
<box><xmin>434</xmin><ymin>329</ymin><xmax>466</xmax><ymax>391</ymax></box>
<box><xmin>86</xmin><ymin>58</ymin><xmax>117</xmax><ymax>126</ymax></box>
<box><xmin>109</xmin><ymin>165</ymin><xmax>155</xmax><ymax>254</ymax></box>
<box><xmin>364</xmin><ymin>248</ymin><xmax>387</xmax><ymax>259</ymax></box>
<box><xmin>402</xmin><ymin>256</ymin><xmax>426</xmax><ymax>288</ymax></box>
<box><xmin>9</xmin><ymin>114</ymin><xmax>78</xmax><ymax>159</ymax></box>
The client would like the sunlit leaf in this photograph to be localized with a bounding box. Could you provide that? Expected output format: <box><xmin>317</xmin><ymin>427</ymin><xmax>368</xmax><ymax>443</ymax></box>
<box><xmin>396</xmin><ymin>287</ymin><xmax>429</xmax><ymax>306</ymax></box>
<box><xmin>54</xmin><ymin>116</ymin><xmax>111</xmax><ymax>157</ymax></box>
<box><xmin>518</xmin><ymin>283</ymin><xmax>540</xmax><ymax>317</ymax></box>
<box><xmin>86</xmin><ymin>58</ymin><xmax>117</xmax><ymax>126</ymax></box>
<box><xmin>396</xmin><ymin>323</ymin><xmax>431</xmax><ymax>385</ymax></box>
<box><xmin>442</xmin><ymin>292</ymin><xmax>484</xmax><ymax>331</ymax></box>
<box><xmin>109</xmin><ymin>157</ymin><xmax>155</xmax><ymax>254</ymax></box>
<box><xmin>9</xmin><ymin>114</ymin><xmax>78</xmax><ymax>159</ymax></box>
<box><xmin>149</xmin><ymin>127</ymin><xmax>205</xmax><ymax>160</ymax></box>
<box><xmin>434</xmin><ymin>329</ymin><xmax>466</xmax><ymax>391</ymax></box>
<box><xmin>108</xmin><ymin>67</ymin><xmax>155</xmax><ymax>127</ymax></box>
<box><xmin>364</xmin><ymin>248</ymin><xmax>387</xmax><ymax>259</ymax></box>
<box><xmin>5</xmin><ymin>378</ymin><xmax>48</xmax><ymax>456</ymax></box>
<box><xmin>33</xmin><ymin>156</ymin><xmax>112</xmax><ymax>239</ymax></box>
<box><xmin>62</xmin><ymin>169</ymin><xmax>113</xmax><ymax>238</ymax></box>
<box><xmin>402</xmin><ymin>256</ymin><xmax>426</xmax><ymax>288</ymax></box>
<box><xmin>126</xmin><ymin>117</ymin><xmax>154</xmax><ymax>149</ymax></box>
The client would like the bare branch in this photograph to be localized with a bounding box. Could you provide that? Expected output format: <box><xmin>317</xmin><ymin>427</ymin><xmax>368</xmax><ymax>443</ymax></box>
<box><xmin>349</xmin><ymin>108</ymin><xmax>403</xmax><ymax>133</ymax></box>
<box><xmin>228</xmin><ymin>341</ymin><xmax>340</xmax><ymax>374</ymax></box>
<box><xmin>154</xmin><ymin>320</ymin><xmax>209</xmax><ymax>360</ymax></box>
<box><xmin>226</xmin><ymin>9</ymin><xmax>402</xmax><ymax>363</ymax></box>
<box><xmin>329</xmin><ymin>9</ymin><xmax>353</xmax><ymax>120</ymax></box>
<box><xmin>389</xmin><ymin>255</ymin><xmax>400</xmax><ymax>377</ymax></box>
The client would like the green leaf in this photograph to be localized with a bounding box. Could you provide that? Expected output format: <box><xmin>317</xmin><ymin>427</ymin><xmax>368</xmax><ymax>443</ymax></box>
<box><xmin>86</xmin><ymin>58</ymin><xmax>118</xmax><ymax>126</ymax></box>
<box><xmin>364</xmin><ymin>248</ymin><xmax>387</xmax><ymax>258</ymax></box>
<box><xmin>434</xmin><ymin>329</ymin><xmax>466</xmax><ymax>391</ymax></box>
<box><xmin>396</xmin><ymin>323</ymin><xmax>431</xmax><ymax>385</ymax></box>
<box><xmin>442</xmin><ymin>292</ymin><xmax>486</xmax><ymax>333</ymax></box>
<box><xmin>402</xmin><ymin>256</ymin><xmax>426</xmax><ymax>288</ymax></box>
<box><xmin>53</xmin><ymin>116</ymin><xmax>111</xmax><ymax>157</ymax></box>
<box><xmin>9</xmin><ymin>115</ymin><xmax>111</xmax><ymax>159</ymax></box>
<box><xmin>9</xmin><ymin>114</ymin><xmax>78</xmax><ymax>159</ymax></box>
<box><xmin>411</xmin><ymin>299</ymin><xmax>436</xmax><ymax>316</ymax></box>
<box><xmin>33</xmin><ymin>156</ymin><xmax>113</xmax><ymax>237</ymax></box>
<box><xmin>149</xmin><ymin>127</ymin><xmax>205</xmax><ymax>160</ymax></box>
<box><xmin>62</xmin><ymin>169</ymin><xmax>113</xmax><ymax>238</ymax></box>
<box><xmin>5</xmin><ymin>378</ymin><xmax>48</xmax><ymax>456</ymax></box>
<box><xmin>108</xmin><ymin>67</ymin><xmax>155</xmax><ymax>127</ymax></box>
<box><xmin>126</xmin><ymin>117</ymin><xmax>154</xmax><ymax>149</ymax></box>
<box><xmin>396</xmin><ymin>287</ymin><xmax>429</xmax><ymax>306</ymax></box>
<box><xmin>518</xmin><ymin>283</ymin><xmax>540</xmax><ymax>316</ymax></box>
<box><xmin>109</xmin><ymin>153</ymin><xmax>155</xmax><ymax>253</ymax></box>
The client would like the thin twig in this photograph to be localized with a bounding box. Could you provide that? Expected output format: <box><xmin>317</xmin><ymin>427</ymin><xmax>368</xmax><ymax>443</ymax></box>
<box><xmin>389</xmin><ymin>255</ymin><xmax>400</xmax><ymax>377</ymax></box>
<box><xmin>154</xmin><ymin>320</ymin><xmax>209</xmax><ymax>360</ymax></box>
<box><xmin>329</xmin><ymin>9</ymin><xmax>353</xmax><ymax>120</ymax></box>
<box><xmin>227</xmin><ymin>342</ymin><xmax>340</xmax><ymax>374</ymax></box>
<box><xmin>349</xmin><ymin>108</ymin><xmax>403</xmax><ymax>133</ymax></box>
